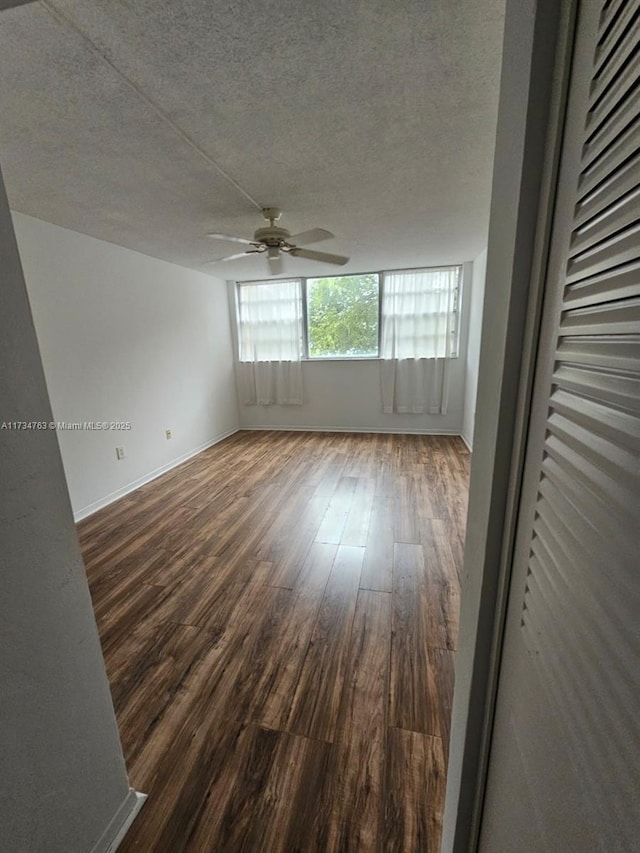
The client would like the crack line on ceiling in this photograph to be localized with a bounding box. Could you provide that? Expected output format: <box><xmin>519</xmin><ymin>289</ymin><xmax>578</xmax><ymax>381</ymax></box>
<box><xmin>39</xmin><ymin>0</ymin><xmax>265</xmax><ymax>214</ymax></box>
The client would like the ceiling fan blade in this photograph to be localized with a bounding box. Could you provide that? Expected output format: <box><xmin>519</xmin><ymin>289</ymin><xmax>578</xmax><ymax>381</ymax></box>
<box><xmin>289</xmin><ymin>248</ymin><xmax>349</xmax><ymax>266</ymax></box>
<box><xmin>206</xmin><ymin>232</ymin><xmax>257</xmax><ymax>246</ymax></box>
<box><xmin>202</xmin><ymin>250</ymin><xmax>259</xmax><ymax>264</ymax></box>
<box><xmin>286</xmin><ymin>228</ymin><xmax>334</xmax><ymax>246</ymax></box>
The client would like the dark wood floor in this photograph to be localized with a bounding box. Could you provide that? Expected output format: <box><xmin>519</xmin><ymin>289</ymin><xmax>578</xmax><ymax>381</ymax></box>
<box><xmin>78</xmin><ymin>430</ymin><xmax>469</xmax><ymax>852</ymax></box>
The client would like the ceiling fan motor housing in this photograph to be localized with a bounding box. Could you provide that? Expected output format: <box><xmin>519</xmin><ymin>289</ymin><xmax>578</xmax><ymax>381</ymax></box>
<box><xmin>253</xmin><ymin>225</ymin><xmax>291</xmax><ymax>247</ymax></box>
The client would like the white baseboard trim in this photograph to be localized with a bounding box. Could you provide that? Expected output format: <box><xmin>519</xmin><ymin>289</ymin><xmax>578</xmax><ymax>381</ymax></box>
<box><xmin>91</xmin><ymin>789</ymin><xmax>147</xmax><ymax>853</ymax></box>
<box><xmin>73</xmin><ymin>427</ymin><xmax>239</xmax><ymax>521</ymax></box>
<box><xmin>460</xmin><ymin>432</ymin><xmax>473</xmax><ymax>451</ymax></box>
<box><xmin>239</xmin><ymin>425</ymin><xmax>462</xmax><ymax>436</ymax></box>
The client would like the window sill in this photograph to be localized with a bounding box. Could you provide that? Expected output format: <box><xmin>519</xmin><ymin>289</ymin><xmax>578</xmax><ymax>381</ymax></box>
<box><xmin>303</xmin><ymin>356</ymin><xmax>381</xmax><ymax>363</ymax></box>
<box><xmin>238</xmin><ymin>356</ymin><xmax>459</xmax><ymax>364</ymax></box>
<box><xmin>302</xmin><ymin>356</ymin><xmax>459</xmax><ymax>363</ymax></box>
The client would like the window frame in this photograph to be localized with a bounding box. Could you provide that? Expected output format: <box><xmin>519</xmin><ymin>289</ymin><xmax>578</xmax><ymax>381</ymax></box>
<box><xmin>304</xmin><ymin>272</ymin><xmax>382</xmax><ymax>361</ymax></box>
<box><xmin>236</xmin><ymin>264</ymin><xmax>463</xmax><ymax>362</ymax></box>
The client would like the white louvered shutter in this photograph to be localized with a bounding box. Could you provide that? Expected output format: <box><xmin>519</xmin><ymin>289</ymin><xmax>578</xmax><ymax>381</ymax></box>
<box><xmin>480</xmin><ymin>2</ymin><xmax>640</xmax><ymax>850</ymax></box>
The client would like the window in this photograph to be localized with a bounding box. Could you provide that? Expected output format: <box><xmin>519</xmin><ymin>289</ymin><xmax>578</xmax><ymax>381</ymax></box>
<box><xmin>306</xmin><ymin>274</ymin><xmax>380</xmax><ymax>358</ymax></box>
<box><xmin>236</xmin><ymin>265</ymin><xmax>461</xmax><ymax>360</ymax></box>
<box><xmin>381</xmin><ymin>266</ymin><xmax>461</xmax><ymax>359</ymax></box>
<box><xmin>237</xmin><ymin>279</ymin><xmax>303</xmax><ymax>362</ymax></box>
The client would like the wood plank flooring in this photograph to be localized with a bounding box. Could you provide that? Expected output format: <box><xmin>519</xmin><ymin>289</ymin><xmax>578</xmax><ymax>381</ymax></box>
<box><xmin>78</xmin><ymin>430</ymin><xmax>469</xmax><ymax>852</ymax></box>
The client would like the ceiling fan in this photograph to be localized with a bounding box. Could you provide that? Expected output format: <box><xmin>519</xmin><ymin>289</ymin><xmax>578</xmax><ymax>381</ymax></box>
<box><xmin>205</xmin><ymin>208</ymin><xmax>349</xmax><ymax>275</ymax></box>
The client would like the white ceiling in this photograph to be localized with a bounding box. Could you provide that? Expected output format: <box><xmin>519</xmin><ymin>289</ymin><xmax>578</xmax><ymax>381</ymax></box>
<box><xmin>0</xmin><ymin>0</ymin><xmax>505</xmax><ymax>279</ymax></box>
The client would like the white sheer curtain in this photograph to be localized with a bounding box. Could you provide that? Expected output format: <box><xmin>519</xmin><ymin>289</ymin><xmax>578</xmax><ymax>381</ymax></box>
<box><xmin>237</xmin><ymin>278</ymin><xmax>303</xmax><ymax>405</ymax></box>
<box><xmin>380</xmin><ymin>266</ymin><xmax>460</xmax><ymax>414</ymax></box>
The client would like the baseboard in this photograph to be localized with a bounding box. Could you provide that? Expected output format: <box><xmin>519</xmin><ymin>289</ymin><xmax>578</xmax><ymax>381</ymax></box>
<box><xmin>73</xmin><ymin>427</ymin><xmax>239</xmax><ymax>521</ymax></box>
<box><xmin>239</xmin><ymin>425</ymin><xmax>462</xmax><ymax>435</ymax></box>
<box><xmin>91</xmin><ymin>789</ymin><xmax>147</xmax><ymax>853</ymax></box>
<box><xmin>460</xmin><ymin>432</ymin><xmax>473</xmax><ymax>451</ymax></box>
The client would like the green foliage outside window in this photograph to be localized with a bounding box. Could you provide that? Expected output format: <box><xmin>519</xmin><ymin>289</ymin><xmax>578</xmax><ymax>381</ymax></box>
<box><xmin>306</xmin><ymin>274</ymin><xmax>379</xmax><ymax>358</ymax></box>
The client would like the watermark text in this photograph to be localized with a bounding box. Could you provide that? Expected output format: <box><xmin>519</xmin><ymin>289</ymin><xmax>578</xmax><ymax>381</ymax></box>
<box><xmin>1</xmin><ymin>421</ymin><xmax>132</xmax><ymax>431</ymax></box>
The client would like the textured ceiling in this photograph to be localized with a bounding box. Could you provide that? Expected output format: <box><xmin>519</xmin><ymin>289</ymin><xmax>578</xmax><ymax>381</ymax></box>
<box><xmin>0</xmin><ymin>0</ymin><xmax>505</xmax><ymax>279</ymax></box>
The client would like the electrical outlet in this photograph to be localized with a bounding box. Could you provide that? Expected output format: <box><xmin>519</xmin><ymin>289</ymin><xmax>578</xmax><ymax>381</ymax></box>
<box><xmin>165</xmin><ymin>429</ymin><xmax>172</xmax><ymax>440</ymax></box>
<box><xmin>116</xmin><ymin>446</ymin><xmax>125</xmax><ymax>460</ymax></box>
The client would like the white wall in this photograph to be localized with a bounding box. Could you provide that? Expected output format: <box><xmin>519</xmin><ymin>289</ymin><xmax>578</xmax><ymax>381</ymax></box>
<box><xmin>1</xmin><ymin>165</ymin><xmax>139</xmax><ymax>853</ymax></box>
<box><xmin>13</xmin><ymin>212</ymin><xmax>239</xmax><ymax>519</ymax></box>
<box><xmin>232</xmin><ymin>262</ymin><xmax>472</xmax><ymax>434</ymax></box>
<box><xmin>462</xmin><ymin>248</ymin><xmax>488</xmax><ymax>448</ymax></box>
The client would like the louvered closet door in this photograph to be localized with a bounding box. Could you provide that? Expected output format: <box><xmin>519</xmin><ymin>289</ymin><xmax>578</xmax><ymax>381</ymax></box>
<box><xmin>479</xmin><ymin>2</ymin><xmax>640</xmax><ymax>851</ymax></box>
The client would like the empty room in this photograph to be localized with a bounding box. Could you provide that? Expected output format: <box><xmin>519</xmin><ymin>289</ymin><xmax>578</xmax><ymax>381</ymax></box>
<box><xmin>3</xmin><ymin>0</ymin><xmax>638</xmax><ymax>852</ymax></box>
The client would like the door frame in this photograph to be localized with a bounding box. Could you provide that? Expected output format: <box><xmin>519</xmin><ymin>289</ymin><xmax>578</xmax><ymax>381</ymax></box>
<box><xmin>441</xmin><ymin>1</ymin><xmax>579</xmax><ymax>850</ymax></box>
